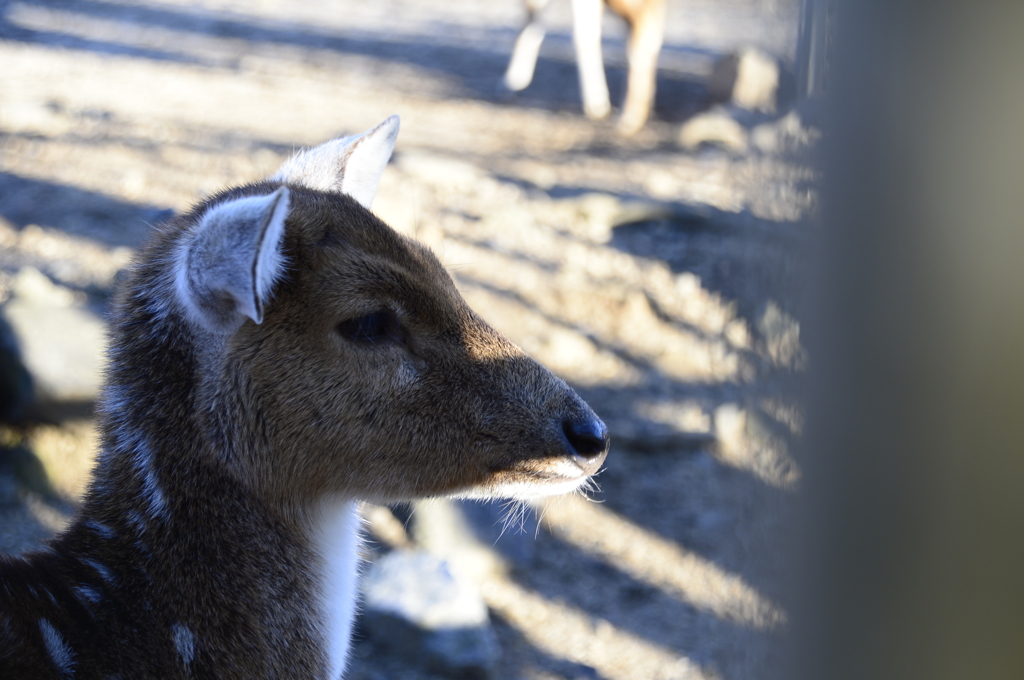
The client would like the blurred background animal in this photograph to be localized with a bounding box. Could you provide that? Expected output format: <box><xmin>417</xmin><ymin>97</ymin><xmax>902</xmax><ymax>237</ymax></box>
<box><xmin>504</xmin><ymin>0</ymin><xmax>666</xmax><ymax>135</ymax></box>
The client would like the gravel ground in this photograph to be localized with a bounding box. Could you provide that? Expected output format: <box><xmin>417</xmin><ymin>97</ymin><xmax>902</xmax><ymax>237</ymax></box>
<box><xmin>0</xmin><ymin>1</ymin><xmax>811</xmax><ymax>678</ymax></box>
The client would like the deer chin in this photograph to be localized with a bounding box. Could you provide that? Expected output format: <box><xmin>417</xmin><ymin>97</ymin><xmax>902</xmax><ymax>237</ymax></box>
<box><xmin>453</xmin><ymin>457</ymin><xmax>603</xmax><ymax>501</ymax></box>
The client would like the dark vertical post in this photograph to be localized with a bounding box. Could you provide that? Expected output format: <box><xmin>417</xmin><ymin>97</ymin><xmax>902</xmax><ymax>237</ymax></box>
<box><xmin>797</xmin><ymin>3</ymin><xmax>1024</xmax><ymax>679</ymax></box>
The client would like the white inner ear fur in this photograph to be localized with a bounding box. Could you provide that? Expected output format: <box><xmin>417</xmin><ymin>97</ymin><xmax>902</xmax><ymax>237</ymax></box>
<box><xmin>271</xmin><ymin>115</ymin><xmax>399</xmax><ymax>209</ymax></box>
<box><xmin>174</xmin><ymin>187</ymin><xmax>289</xmax><ymax>334</ymax></box>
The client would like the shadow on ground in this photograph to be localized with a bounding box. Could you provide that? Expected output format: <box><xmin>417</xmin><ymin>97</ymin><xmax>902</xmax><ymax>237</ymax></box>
<box><xmin>0</xmin><ymin>171</ymin><xmax>171</xmax><ymax>248</ymax></box>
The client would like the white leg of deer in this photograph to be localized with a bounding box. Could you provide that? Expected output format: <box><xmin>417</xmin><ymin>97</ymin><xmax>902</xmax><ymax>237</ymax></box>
<box><xmin>571</xmin><ymin>0</ymin><xmax>611</xmax><ymax>120</ymax></box>
<box><xmin>504</xmin><ymin>0</ymin><xmax>552</xmax><ymax>91</ymax></box>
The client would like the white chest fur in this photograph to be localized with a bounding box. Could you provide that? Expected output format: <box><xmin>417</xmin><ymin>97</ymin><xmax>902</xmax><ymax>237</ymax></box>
<box><xmin>312</xmin><ymin>500</ymin><xmax>363</xmax><ymax>680</ymax></box>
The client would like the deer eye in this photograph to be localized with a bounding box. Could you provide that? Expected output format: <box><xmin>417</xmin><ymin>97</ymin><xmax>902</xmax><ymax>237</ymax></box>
<box><xmin>337</xmin><ymin>310</ymin><xmax>402</xmax><ymax>345</ymax></box>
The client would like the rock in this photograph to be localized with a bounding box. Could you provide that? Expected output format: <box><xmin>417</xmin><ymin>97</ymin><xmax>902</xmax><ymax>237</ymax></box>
<box><xmin>756</xmin><ymin>300</ymin><xmax>806</xmax><ymax>370</ymax></box>
<box><xmin>10</xmin><ymin>266</ymin><xmax>78</xmax><ymax>307</ymax></box>
<box><xmin>361</xmin><ymin>549</ymin><xmax>499</xmax><ymax>679</ymax></box>
<box><xmin>709</xmin><ymin>49</ymin><xmax>781</xmax><ymax>113</ymax></box>
<box><xmin>750</xmin><ymin>110</ymin><xmax>821</xmax><ymax>155</ymax></box>
<box><xmin>1</xmin><ymin>268</ymin><xmax>106</xmax><ymax>404</ymax></box>
<box><xmin>678</xmin><ymin>108</ymin><xmax>749</xmax><ymax>153</ymax></box>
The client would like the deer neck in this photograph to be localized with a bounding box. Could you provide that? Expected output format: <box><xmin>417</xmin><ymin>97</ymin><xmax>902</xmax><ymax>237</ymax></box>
<box><xmin>66</xmin><ymin>289</ymin><xmax>363</xmax><ymax>678</ymax></box>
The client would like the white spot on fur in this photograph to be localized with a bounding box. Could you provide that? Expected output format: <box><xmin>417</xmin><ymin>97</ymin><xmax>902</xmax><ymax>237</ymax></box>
<box><xmin>38</xmin><ymin>618</ymin><xmax>75</xmax><ymax>677</ymax></box>
<box><xmin>140</xmin><ymin>467</ymin><xmax>167</xmax><ymax>520</ymax></box>
<box><xmin>85</xmin><ymin>521</ymin><xmax>116</xmax><ymax>540</ymax></box>
<box><xmin>74</xmin><ymin>585</ymin><xmax>102</xmax><ymax>606</ymax></box>
<box><xmin>126</xmin><ymin>511</ymin><xmax>147</xmax><ymax>535</ymax></box>
<box><xmin>171</xmin><ymin>623</ymin><xmax>195</xmax><ymax>666</ymax></box>
<box><xmin>143</xmin><ymin>293</ymin><xmax>172</xmax><ymax>321</ymax></box>
<box><xmin>312</xmin><ymin>500</ymin><xmax>363</xmax><ymax>680</ymax></box>
<box><xmin>111</xmin><ymin>422</ymin><xmax>142</xmax><ymax>454</ymax></box>
<box><xmin>99</xmin><ymin>385</ymin><xmax>129</xmax><ymax>419</ymax></box>
<box><xmin>82</xmin><ymin>558</ymin><xmax>116</xmax><ymax>585</ymax></box>
<box><xmin>395</xmin><ymin>360</ymin><xmax>421</xmax><ymax>388</ymax></box>
<box><xmin>124</xmin><ymin>435</ymin><xmax>168</xmax><ymax>522</ymax></box>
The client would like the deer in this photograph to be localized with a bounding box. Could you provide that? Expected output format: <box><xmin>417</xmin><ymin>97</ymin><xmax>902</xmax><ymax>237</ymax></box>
<box><xmin>503</xmin><ymin>0</ymin><xmax>666</xmax><ymax>135</ymax></box>
<box><xmin>0</xmin><ymin>116</ymin><xmax>610</xmax><ymax>679</ymax></box>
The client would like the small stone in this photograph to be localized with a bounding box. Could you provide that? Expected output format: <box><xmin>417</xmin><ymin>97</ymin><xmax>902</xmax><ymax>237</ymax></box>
<box><xmin>11</xmin><ymin>267</ymin><xmax>77</xmax><ymax>307</ymax></box>
<box><xmin>678</xmin><ymin>109</ymin><xmax>749</xmax><ymax>153</ymax></box>
<box><xmin>756</xmin><ymin>301</ymin><xmax>806</xmax><ymax>369</ymax></box>
<box><xmin>2</xmin><ymin>268</ymin><xmax>106</xmax><ymax>404</ymax></box>
<box><xmin>751</xmin><ymin>110</ymin><xmax>821</xmax><ymax>155</ymax></box>
<box><xmin>362</xmin><ymin>549</ymin><xmax>499</xmax><ymax>679</ymax></box>
<box><xmin>709</xmin><ymin>49</ymin><xmax>781</xmax><ymax>113</ymax></box>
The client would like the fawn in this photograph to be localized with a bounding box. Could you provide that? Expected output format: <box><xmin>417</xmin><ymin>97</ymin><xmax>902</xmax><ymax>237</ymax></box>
<box><xmin>0</xmin><ymin>116</ymin><xmax>609</xmax><ymax>679</ymax></box>
<box><xmin>504</xmin><ymin>0</ymin><xmax>666</xmax><ymax>135</ymax></box>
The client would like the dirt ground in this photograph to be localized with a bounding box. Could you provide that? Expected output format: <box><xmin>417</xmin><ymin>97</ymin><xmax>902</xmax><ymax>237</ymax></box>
<box><xmin>0</xmin><ymin>1</ymin><xmax>812</xmax><ymax>678</ymax></box>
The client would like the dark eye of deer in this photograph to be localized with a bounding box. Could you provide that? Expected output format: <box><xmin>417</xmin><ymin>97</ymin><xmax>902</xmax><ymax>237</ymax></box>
<box><xmin>337</xmin><ymin>310</ymin><xmax>401</xmax><ymax>345</ymax></box>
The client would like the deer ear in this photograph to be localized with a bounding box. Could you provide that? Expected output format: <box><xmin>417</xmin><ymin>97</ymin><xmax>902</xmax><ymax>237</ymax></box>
<box><xmin>175</xmin><ymin>187</ymin><xmax>290</xmax><ymax>334</ymax></box>
<box><xmin>271</xmin><ymin>115</ymin><xmax>399</xmax><ymax>208</ymax></box>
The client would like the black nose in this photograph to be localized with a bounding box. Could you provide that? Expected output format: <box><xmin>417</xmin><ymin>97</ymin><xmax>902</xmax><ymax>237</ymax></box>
<box><xmin>562</xmin><ymin>417</ymin><xmax>610</xmax><ymax>472</ymax></box>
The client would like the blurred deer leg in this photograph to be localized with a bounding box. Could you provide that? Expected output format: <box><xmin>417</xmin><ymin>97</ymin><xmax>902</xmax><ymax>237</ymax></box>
<box><xmin>504</xmin><ymin>0</ymin><xmax>553</xmax><ymax>91</ymax></box>
<box><xmin>571</xmin><ymin>0</ymin><xmax>611</xmax><ymax>119</ymax></box>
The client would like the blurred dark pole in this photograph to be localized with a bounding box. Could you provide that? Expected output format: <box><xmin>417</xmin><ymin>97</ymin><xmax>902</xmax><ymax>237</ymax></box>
<box><xmin>797</xmin><ymin>2</ymin><xmax>1024</xmax><ymax>680</ymax></box>
<box><xmin>796</xmin><ymin>0</ymin><xmax>837</xmax><ymax>97</ymax></box>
